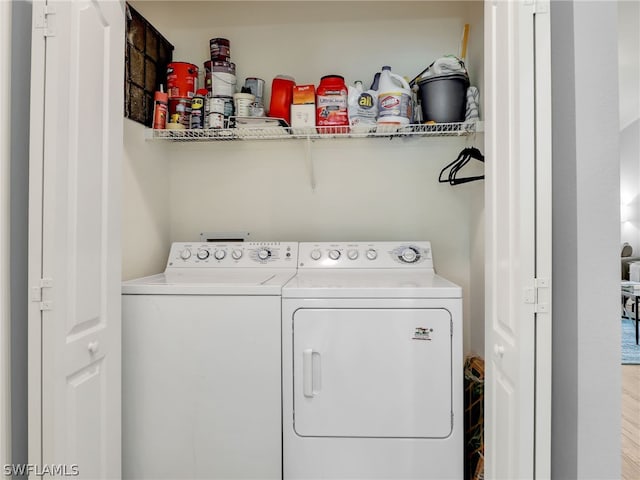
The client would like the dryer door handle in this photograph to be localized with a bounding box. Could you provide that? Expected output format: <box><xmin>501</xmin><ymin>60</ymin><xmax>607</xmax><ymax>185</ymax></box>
<box><xmin>303</xmin><ymin>348</ymin><xmax>320</xmax><ymax>398</ymax></box>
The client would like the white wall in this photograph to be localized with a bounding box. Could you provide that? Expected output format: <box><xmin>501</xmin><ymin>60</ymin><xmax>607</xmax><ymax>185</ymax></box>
<box><xmin>619</xmin><ymin>1</ymin><xmax>640</xmax><ymax>253</ymax></box>
<box><xmin>126</xmin><ymin>1</ymin><xmax>485</xmax><ymax>353</ymax></box>
<box><xmin>466</xmin><ymin>0</ymin><xmax>485</xmax><ymax>357</ymax></box>
<box><xmin>618</xmin><ymin>1</ymin><xmax>639</xmax><ymax>133</ymax></box>
<box><xmin>122</xmin><ymin>120</ymin><xmax>172</xmax><ymax>280</ymax></box>
<box><xmin>551</xmin><ymin>2</ymin><xmax>621</xmax><ymax>478</ymax></box>
<box><xmin>620</xmin><ymin>120</ymin><xmax>640</xmax><ymax>251</ymax></box>
<box><xmin>133</xmin><ymin>1</ymin><xmax>482</xmax><ymax>101</ymax></box>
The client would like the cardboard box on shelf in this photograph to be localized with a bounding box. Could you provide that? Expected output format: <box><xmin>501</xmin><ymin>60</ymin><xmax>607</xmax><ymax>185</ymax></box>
<box><xmin>291</xmin><ymin>104</ymin><xmax>316</xmax><ymax>134</ymax></box>
<box><xmin>293</xmin><ymin>85</ymin><xmax>316</xmax><ymax>105</ymax></box>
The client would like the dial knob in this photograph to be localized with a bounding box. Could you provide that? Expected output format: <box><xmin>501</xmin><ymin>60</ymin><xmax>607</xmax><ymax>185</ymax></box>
<box><xmin>180</xmin><ymin>248</ymin><xmax>192</xmax><ymax>260</ymax></box>
<box><xmin>232</xmin><ymin>249</ymin><xmax>243</xmax><ymax>260</ymax></box>
<box><xmin>328</xmin><ymin>249</ymin><xmax>341</xmax><ymax>260</ymax></box>
<box><xmin>258</xmin><ymin>249</ymin><xmax>271</xmax><ymax>260</ymax></box>
<box><xmin>400</xmin><ymin>247</ymin><xmax>419</xmax><ymax>263</ymax></box>
<box><xmin>310</xmin><ymin>249</ymin><xmax>322</xmax><ymax>261</ymax></box>
<box><xmin>196</xmin><ymin>249</ymin><xmax>209</xmax><ymax>260</ymax></box>
<box><xmin>366</xmin><ymin>249</ymin><xmax>378</xmax><ymax>260</ymax></box>
<box><xmin>347</xmin><ymin>249</ymin><xmax>359</xmax><ymax>260</ymax></box>
<box><xmin>214</xmin><ymin>250</ymin><xmax>226</xmax><ymax>260</ymax></box>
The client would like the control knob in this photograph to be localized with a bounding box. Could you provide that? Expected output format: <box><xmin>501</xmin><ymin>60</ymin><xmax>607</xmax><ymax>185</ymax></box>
<box><xmin>400</xmin><ymin>247</ymin><xmax>419</xmax><ymax>263</ymax></box>
<box><xmin>347</xmin><ymin>249</ymin><xmax>359</xmax><ymax>260</ymax></box>
<box><xmin>366</xmin><ymin>249</ymin><xmax>377</xmax><ymax>260</ymax></box>
<box><xmin>196</xmin><ymin>249</ymin><xmax>210</xmax><ymax>260</ymax></box>
<box><xmin>310</xmin><ymin>249</ymin><xmax>322</xmax><ymax>261</ymax></box>
<box><xmin>214</xmin><ymin>250</ymin><xmax>226</xmax><ymax>260</ymax></box>
<box><xmin>180</xmin><ymin>248</ymin><xmax>192</xmax><ymax>260</ymax></box>
<box><xmin>231</xmin><ymin>249</ymin><xmax>243</xmax><ymax>260</ymax></box>
<box><xmin>258</xmin><ymin>249</ymin><xmax>271</xmax><ymax>261</ymax></box>
<box><xmin>329</xmin><ymin>249</ymin><xmax>341</xmax><ymax>261</ymax></box>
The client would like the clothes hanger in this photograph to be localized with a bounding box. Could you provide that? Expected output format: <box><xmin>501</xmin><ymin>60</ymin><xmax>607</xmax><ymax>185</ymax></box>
<box><xmin>438</xmin><ymin>147</ymin><xmax>485</xmax><ymax>185</ymax></box>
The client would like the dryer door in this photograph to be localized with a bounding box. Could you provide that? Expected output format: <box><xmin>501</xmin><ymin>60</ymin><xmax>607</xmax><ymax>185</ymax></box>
<box><xmin>292</xmin><ymin>308</ymin><xmax>453</xmax><ymax>438</ymax></box>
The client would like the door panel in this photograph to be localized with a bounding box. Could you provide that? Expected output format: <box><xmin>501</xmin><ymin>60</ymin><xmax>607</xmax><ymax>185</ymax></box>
<box><xmin>67</xmin><ymin>1</ymin><xmax>107</xmax><ymax>337</ymax></box>
<box><xmin>485</xmin><ymin>0</ymin><xmax>536</xmax><ymax>472</ymax></box>
<box><xmin>30</xmin><ymin>0</ymin><xmax>124</xmax><ymax>476</ymax></box>
<box><xmin>66</xmin><ymin>360</ymin><xmax>105</xmax><ymax>479</ymax></box>
<box><xmin>293</xmin><ymin>308</ymin><xmax>453</xmax><ymax>438</ymax></box>
<box><xmin>484</xmin><ymin>0</ymin><xmax>550</xmax><ymax>477</ymax></box>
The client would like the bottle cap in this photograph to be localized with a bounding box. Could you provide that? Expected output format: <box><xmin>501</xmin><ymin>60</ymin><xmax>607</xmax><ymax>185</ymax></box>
<box><xmin>154</xmin><ymin>89</ymin><xmax>168</xmax><ymax>102</ymax></box>
<box><xmin>320</xmin><ymin>74</ymin><xmax>344</xmax><ymax>81</ymax></box>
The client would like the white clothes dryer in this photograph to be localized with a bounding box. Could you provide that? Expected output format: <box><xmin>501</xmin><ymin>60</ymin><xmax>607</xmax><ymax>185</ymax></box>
<box><xmin>122</xmin><ymin>242</ymin><xmax>298</xmax><ymax>480</ymax></box>
<box><xmin>282</xmin><ymin>241</ymin><xmax>463</xmax><ymax>480</ymax></box>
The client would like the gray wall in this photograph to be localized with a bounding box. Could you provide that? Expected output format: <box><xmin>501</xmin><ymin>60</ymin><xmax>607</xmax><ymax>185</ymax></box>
<box><xmin>11</xmin><ymin>0</ymin><xmax>31</xmax><ymax>474</ymax></box>
<box><xmin>551</xmin><ymin>1</ymin><xmax>621</xmax><ymax>478</ymax></box>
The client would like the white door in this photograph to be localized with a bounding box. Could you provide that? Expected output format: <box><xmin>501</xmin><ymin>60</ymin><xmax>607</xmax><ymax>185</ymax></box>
<box><xmin>28</xmin><ymin>0</ymin><xmax>124</xmax><ymax>477</ymax></box>
<box><xmin>292</xmin><ymin>308</ymin><xmax>453</xmax><ymax>438</ymax></box>
<box><xmin>484</xmin><ymin>0</ymin><xmax>552</xmax><ymax>478</ymax></box>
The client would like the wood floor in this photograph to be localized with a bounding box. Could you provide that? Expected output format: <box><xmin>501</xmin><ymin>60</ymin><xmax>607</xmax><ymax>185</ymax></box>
<box><xmin>622</xmin><ymin>365</ymin><xmax>640</xmax><ymax>480</ymax></box>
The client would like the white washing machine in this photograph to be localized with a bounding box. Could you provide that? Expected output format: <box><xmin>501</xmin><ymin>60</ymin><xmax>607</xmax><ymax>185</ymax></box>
<box><xmin>282</xmin><ymin>241</ymin><xmax>463</xmax><ymax>479</ymax></box>
<box><xmin>122</xmin><ymin>241</ymin><xmax>298</xmax><ymax>480</ymax></box>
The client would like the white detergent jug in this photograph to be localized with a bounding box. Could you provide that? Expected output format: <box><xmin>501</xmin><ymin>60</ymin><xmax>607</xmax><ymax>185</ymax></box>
<box><xmin>348</xmin><ymin>80</ymin><xmax>378</xmax><ymax>132</ymax></box>
<box><xmin>376</xmin><ymin>66</ymin><xmax>412</xmax><ymax>126</ymax></box>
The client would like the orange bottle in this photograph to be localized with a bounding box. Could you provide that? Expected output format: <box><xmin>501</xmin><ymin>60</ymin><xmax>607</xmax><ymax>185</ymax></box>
<box><xmin>268</xmin><ymin>75</ymin><xmax>295</xmax><ymax>125</ymax></box>
<box><xmin>152</xmin><ymin>86</ymin><xmax>169</xmax><ymax>129</ymax></box>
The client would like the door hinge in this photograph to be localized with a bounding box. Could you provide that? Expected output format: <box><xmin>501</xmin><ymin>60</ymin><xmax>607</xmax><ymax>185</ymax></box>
<box><xmin>524</xmin><ymin>278</ymin><xmax>550</xmax><ymax>313</ymax></box>
<box><xmin>31</xmin><ymin>277</ymin><xmax>53</xmax><ymax>311</ymax></box>
<box><xmin>534</xmin><ymin>0</ymin><xmax>549</xmax><ymax>14</ymax></box>
<box><xmin>524</xmin><ymin>0</ymin><xmax>548</xmax><ymax>14</ymax></box>
<box><xmin>34</xmin><ymin>4</ymin><xmax>56</xmax><ymax>37</ymax></box>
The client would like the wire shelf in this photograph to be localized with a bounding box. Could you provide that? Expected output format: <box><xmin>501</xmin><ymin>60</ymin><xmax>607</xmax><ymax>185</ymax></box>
<box><xmin>147</xmin><ymin>120</ymin><xmax>481</xmax><ymax>142</ymax></box>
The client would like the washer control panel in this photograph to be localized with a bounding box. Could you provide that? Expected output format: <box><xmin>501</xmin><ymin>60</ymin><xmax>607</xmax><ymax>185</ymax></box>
<box><xmin>166</xmin><ymin>242</ymin><xmax>298</xmax><ymax>268</ymax></box>
<box><xmin>298</xmin><ymin>242</ymin><xmax>433</xmax><ymax>269</ymax></box>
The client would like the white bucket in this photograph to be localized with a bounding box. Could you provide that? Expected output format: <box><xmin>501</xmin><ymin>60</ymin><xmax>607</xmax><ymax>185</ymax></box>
<box><xmin>211</xmin><ymin>72</ymin><xmax>237</xmax><ymax>98</ymax></box>
<box><xmin>233</xmin><ymin>93</ymin><xmax>255</xmax><ymax>117</ymax></box>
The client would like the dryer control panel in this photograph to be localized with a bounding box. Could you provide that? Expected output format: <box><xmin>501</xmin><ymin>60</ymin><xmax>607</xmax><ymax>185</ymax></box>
<box><xmin>298</xmin><ymin>242</ymin><xmax>433</xmax><ymax>269</ymax></box>
<box><xmin>166</xmin><ymin>242</ymin><xmax>298</xmax><ymax>268</ymax></box>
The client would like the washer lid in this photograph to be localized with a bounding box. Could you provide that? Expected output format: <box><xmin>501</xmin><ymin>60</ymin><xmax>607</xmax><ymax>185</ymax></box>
<box><xmin>122</xmin><ymin>269</ymin><xmax>297</xmax><ymax>295</ymax></box>
<box><xmin>282</xmin><ymin>269</ymin><xmax>461</xmax><ymax>298</ymax></box>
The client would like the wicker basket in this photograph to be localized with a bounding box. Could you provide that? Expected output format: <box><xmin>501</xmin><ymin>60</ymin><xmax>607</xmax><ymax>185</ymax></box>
<box><xmin>464</xmin><ymin>355</ymin><xmax>484</xmax><ymax>480</ymax></box>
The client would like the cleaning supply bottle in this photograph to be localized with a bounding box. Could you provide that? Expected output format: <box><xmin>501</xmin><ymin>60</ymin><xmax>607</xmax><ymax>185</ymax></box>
<box><xmin>316</xmin><ymin>75</ymin><xmax>349</xmax><ymax>133</ymax></box>
<box><xmin>376</xmin><ymin>66</ymin><xmax>412</xmax><ymax>126</ymax></box>
<box><xmin>348</xmin><ymin>80</ymin><xmax>378</xmax><ymax>132</ymax></box>
<box><xmin>269</xmin><ymin>75</ymin><xmax>296</xmax><ymax>125</ymax></box>
<box><xmin>152</xmin><ymin>85</ymin><xmax>169</xmax><ymax>129</ymax></box>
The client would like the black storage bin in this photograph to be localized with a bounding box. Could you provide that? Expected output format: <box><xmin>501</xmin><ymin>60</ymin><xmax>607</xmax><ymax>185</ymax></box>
<box><xmin>417</xmin><ymin>73</ymin><xmax>469</xmax><ymax>123</ymax></box>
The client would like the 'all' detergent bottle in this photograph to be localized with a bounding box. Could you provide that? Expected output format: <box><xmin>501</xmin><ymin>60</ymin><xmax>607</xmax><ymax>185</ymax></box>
<box><xmin>376</xmin><ymin>66</ymin><xmax>412</xmax><ymax>127</ymax></box>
